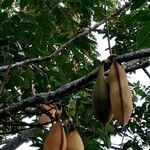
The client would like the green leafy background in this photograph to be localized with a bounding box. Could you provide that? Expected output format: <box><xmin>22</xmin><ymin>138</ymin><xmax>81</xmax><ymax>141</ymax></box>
<box><xmin>0</xmin><ymin>0</ymin><xmax>150</xmax><ymax>149</ymax></box>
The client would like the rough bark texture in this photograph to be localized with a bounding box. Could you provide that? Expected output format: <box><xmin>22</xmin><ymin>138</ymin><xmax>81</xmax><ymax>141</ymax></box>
<box><xmin>1</xmin><ymin>128</ymin><xmax>35</xmax><ymax>150</ymax></box>
<box><xmin>0</xmin><ymin>49</ymin><xmax>149</xmax><ymax>121</ymax></box>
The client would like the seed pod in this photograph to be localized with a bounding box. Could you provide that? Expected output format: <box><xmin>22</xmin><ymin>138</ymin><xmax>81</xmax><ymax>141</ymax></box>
<box><xmin>108</xmin><ymin>60</ymin><xmax>132</xmax><ymax>126</ymax></box>
<box><xmin>92</xmin><ymin>64</ymin><xmax>113</xmax><ymax>126</ymax></box>
<box><xmin>43</xmin><ymin>121</ymin><xmax>67</xmax><ymax>150</ymax></box>
<box><xmin>38</xmin><ymin>104</ymin><xmax>57</xmax><ymax>124</ymax></box>
<box><xmin>67</xmin><ymin>127</ymin><xmax>84</xmax><ymax>150</ymax></box>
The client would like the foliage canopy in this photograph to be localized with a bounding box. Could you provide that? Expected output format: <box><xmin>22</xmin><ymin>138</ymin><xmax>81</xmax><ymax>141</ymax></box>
<box><xmin>0</xmin><ymin>0</ymin><xmax>150</xmax><ymax>149</ymax></box>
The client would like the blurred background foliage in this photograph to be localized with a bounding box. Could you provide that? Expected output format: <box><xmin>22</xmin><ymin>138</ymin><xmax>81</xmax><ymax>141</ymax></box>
<box><xmin>0</xmin><ymin>0</ymin><xmax>149</xmax><ymax>149</ymax></box>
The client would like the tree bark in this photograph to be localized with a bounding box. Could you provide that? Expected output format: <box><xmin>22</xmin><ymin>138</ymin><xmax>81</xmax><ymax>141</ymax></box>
<box><xmin>1</xmin><ymin>128</ymin><xmax>35</xmax><ymax>150</ymax></box>
<box><xmin>0</xmin><ymin>49</ymin><xmax>149</xmax><ymax>121</ymax></box>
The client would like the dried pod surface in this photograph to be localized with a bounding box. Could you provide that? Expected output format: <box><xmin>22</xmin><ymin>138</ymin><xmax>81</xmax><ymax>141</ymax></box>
<box><xmin>67</xmin><ymin>129</ymin><xmax>84</xmax><ymax>150</ymax></box>
<box><xmin>38</xmin><ymin>104</ymin><xmax>57</xmax><ymax>124</ymax></box>
<box><xmin>108</xmin><ymin>60</ymin><xmax>132</xmax><ymax>126</ymax></box>
<box><xmin>92</xmin><ymin>64</ymin><xmax>113</xmax><ymax>126</ymax></box>
<box><xmin>43</xmin><ymin>121</ymin><xmax>67</xmax><ymax>150</ymax></box>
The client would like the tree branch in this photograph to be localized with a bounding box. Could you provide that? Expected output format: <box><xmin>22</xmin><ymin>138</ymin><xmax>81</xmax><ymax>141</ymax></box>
<box><xmin>116</xmin><ymin>48</ymin><xmax>150</xmax><ymax>63</ymax></box>
<box><xmin>0</xmin><ymin>117</ymin><xmax>58</xmax><ymax>150</ymax></box>
<box><xmin>0</xmin><ymin>128</ymin><xmax>35</xmax><ymax>150</ymax></box>
<box><xmin>0</xmin><ymin>49</ymin><xmax>150</xmax><ymax>120</ymax></box>
<box><xmin>0</xmin><ymin>63</ymin><xmax>11</xmax><ymax>95</ymax></box>
<box><xmin>0</xmin><ymin>120</ymin><xmax>43</xmax><ymax>130</ymax></box>
<box><xmin>125</xmin><ymin>60</ymin><xmax>150</xmax><ymax>72</ymax></box>
<box><xmin>0</xmin><ymin>2</ymin><xmax>132</xmax><ymax>72</ymax></box>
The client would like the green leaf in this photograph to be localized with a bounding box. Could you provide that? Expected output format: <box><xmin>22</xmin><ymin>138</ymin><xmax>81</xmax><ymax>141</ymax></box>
<box><xmin>0</xmin><ymin>12</ymin><xmax>8</xmax><ymax>23</ymax></box>
<box><xmin>136</xmin><ymin>23</ymin><xmax>150</xmax><ymax>48</ymax></box>
<box><xmin>133</xmin><ymin>10</ymin><xmax>150</xmax><ymax>21</ymax></box>
<box><xmin>32</xmin><ymin>128</ymin><xmax>43</xmax><ymax>138</ymax></box>
<box><xmin>131</xmin><ymin>0</ymin><xmax>147</xmax><ymax>10</ymax></box>
<box><xmin>20</xmin><ymin>0</ymin><xmax>28</xmax><ymax>9</ymax></box>
<box><xmin>1</xmin><ymin>0</ymin><xmax>14</xmax><ymax>8</ymax></box>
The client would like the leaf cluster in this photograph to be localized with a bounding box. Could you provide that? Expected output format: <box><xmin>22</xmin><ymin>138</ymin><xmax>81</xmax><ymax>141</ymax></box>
<box><xmin>0</xmin><ymin>0</ymin><xmax>149</xmax><ymax>149</ymax></box>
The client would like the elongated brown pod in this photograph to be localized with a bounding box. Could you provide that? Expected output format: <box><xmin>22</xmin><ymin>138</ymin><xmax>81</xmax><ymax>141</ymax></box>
<box><xmin>43</xmin><ymin>121</ymin><xmax>67</xmax><ymax>150</ymax></box>
<box><xmin>108</xmin><ymin>60</ymin><xmax>132</xmax><ymax>126</ymax></box>
<box><xmin>67</xmin><ymin>127</ymin><xmax>84</xmax><ymax>150</ymax></box>
<box><xmin>92</xmin><ymin>64</ymin><xmax>113</xmax><ymax>126</ymax></box>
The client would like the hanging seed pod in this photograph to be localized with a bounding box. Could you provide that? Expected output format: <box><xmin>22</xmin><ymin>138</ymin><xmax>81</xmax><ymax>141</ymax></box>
<box><xmin>67</xmin><ymin>127</ymin><xmax>84</xmax><ymax>150</ymax></box>
<box><xmin>38</xmin><ymin>104</ymin><xmax>58</xmax><ymax>124</ymax></box>
<box><xmin>92</xmin><ymin>64</ymin><xmax>113</xmax><ymax>126</ymax></box>
<box><xmin>43</xmin><ymin>121</ymin><xmax>67</xmax><ymax>150</ymax></box>
<box><xmin>108</xmin><ymin>60</ymin><xmax>132</xmax><ymax>126</ymax></box>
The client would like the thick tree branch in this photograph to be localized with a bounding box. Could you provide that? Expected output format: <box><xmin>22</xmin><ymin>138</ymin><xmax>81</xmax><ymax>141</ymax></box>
<box><xmin>1</xmin><ymin>128</ymin><xmax>35</xmax><ymax>150</ymax></box>
<box><xmin>0</xmin><ymin>49</ymin><xmax>150</xmax><ymax>120</ymax></box>
<box><xmin>116</xmin><ymin>48</ymin><xmax>150</xmax><ymax>63</ymax></box>
<box><xmin>0</xmin><ymin>63</ymin><xmax>11</xmax><ymax>95</ymax></box>
<box><xmin>0</xmin><ymin>52</ymin><xmax>150</xmax><ymax>150</ymax></box>
<box><xmin>126</xmin><ymin>60</ymin><xmax>150</xmax><ymax>72</ymax></box>
<box><xmin>0</xmin><ymin>2</ymin><xmax>131</xmax><ymax>72</ymax></box>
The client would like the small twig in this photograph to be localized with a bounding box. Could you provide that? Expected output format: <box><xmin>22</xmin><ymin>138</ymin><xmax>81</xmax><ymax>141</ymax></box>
<box><xmin>105</xmin><ymin>2</ymin><xmax>112</xmax><ymax>54</ymax></box>
<box><xmin>74</xmin><ymin>99</ymin><xmax>81</xmax><ymax>124</ymax></box>
<box><xmin>63</xmin><ymin>107</ymin><xmax>71</xmax><ymax>121</ymax></box>
<box><xmin>120</xmin><ymin>127</ymin><xmax>126</xmax><ymax>149</ymax></box>
<box><xmin>124</xmin><ymin>133</ymin><xmax>135</xmax><ymax>140</ymax></box>
<box><xmin>0</xmin><ymin>127</ymin><xmax>35</xmax><ymax>135</ymax></box>
<box><xmin>111</xmin><ymin>145</ymin><xmax>121</xmax><ymax>150</ymax></box>
<box><xmin>142</xmin><ymin>68</ymin><xmax>150</xmax><ymax>78</ymax></box>
<box><xmin>0</xmin><ymin>121</ymin><xmax>40</xmax><ymax>127</ymax></box>
<box><xmin>36</xmin><ymin>104</ymin><xmax>55</xmax><ymax>121</ymax></box>
<box><xmin>0</xmin><ymin>63</ymin><xmax>11</xmax><ymax>95</ymax></box>
<box><xmin>32</xmin><ymin>64</ymin><xmax>50</xmax><ymax>85</ymax></box>
<box><xmin>23</xmin><ymin>108</ymin><xmax>41</xmax><ymax>115</ymax></box>
<box><xmin>106</xmin><ymin>20</ymin><xmax>112</xmax><ymax>54</ymax></box>
<box><xmin>0</xmin><ymin>118</ymin><xmax>57</xmax><ymax>135</ymax></box>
